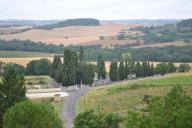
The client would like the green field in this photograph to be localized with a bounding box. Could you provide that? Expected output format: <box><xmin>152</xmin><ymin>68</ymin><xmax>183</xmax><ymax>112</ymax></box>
<box><xmin>0</xmin><ymin>51</ymin><xmax>51</xmax><ymax>58</ymax></box>
<box><xmin>77</xmin><ymin>73</ymin><xmax>192</xmax><ymax>115</ymax></box>
<box><xmin>25</xmin><ymin>75</ymin><xmax>52</xmax><ymax>86</ymax></box>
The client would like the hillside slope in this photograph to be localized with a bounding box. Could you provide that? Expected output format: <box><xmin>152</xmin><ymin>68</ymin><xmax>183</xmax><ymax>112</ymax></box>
<box><xmin>0</xmin><ymin>24</ymin><xmax>138</xmax><ymax>45</ymax></box>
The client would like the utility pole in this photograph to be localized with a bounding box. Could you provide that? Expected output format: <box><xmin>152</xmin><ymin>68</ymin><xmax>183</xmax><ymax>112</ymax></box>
<box><xmin>81</xmin><ymin>80</ymin><xmax>85</xmax><ymax>112</ymax></box>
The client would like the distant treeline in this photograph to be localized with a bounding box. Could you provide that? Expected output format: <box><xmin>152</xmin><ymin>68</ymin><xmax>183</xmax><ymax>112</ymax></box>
<box><xmin>129</xmin><ymin>19</ymin><xmax>192</xmax><ymax>44</ymax></box>
<box><xmin>0</xmin><ymin>39</ymin><xmax>64</xmax><ymax>53</ymax></box>
<box><xmin>38</xmin><ymin>18</ymin><xmax>100</xmax><ymax>30</ymax></box>
<box><xmin>1</xmin><ymin>39</ymin><xmax>192</xmax><ymax>62</ymax></box>
<box><xmin>131</xmin><ymin>46</ymin><xmax>192</xmax><ymax>62</ymax></box>
<box><xmin>176</xmin><ymin>19</ymin><xmax>192</xmax><ymax>33</ymax></box>
<box><xmin>0</xmin><ymin>28</ymin><xmax>32</xmax><ymax>35</ymax></box>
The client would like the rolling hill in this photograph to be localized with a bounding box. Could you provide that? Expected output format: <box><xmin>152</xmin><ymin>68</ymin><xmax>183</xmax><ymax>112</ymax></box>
<box><xmin>0</xmin><ymin>24</ymin><xmax>139</xmax><ymax>46</ymax></box>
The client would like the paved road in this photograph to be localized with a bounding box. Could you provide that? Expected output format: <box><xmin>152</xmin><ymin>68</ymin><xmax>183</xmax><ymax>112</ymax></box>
<box><xmin>61</xmin><ymin>86</ymin><xmax>91</xmax><ymax>128</ymax></box>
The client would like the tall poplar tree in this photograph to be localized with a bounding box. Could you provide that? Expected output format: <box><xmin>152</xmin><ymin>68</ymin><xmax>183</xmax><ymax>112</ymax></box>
<box><xmin>109</xmin><ymin>61</ymin><xmax>118</xmax><ymax>81</ymax></box>
<box><xmin>135</xmin><ymin>62</ymin><xmax>142</xmax><ymax>78</ymax></box>
<box><xmin>97</xmin><ymin>55</ymin><xmax>106</xmax><ymax>79</ymax></box>
<box><xmin>51</xmin><ymin>56</ymin><xmax>61</xmax><ymax>78</ymax></box>
<box><xmin>118</xmin><ymin>61</ymin><xmax>125</xmax><ymax>80</ymax></box>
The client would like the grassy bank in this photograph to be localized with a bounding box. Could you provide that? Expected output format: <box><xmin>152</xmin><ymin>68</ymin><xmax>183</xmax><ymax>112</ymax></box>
<box><xmin>0</xmin><ymin>51</ymin><xmax>51</xmax><ymax>58</ymax></box>
<box><xmin>77</xmin><ymin>72</ymin><xmax>192</xmax><ymax>115</ymax></box>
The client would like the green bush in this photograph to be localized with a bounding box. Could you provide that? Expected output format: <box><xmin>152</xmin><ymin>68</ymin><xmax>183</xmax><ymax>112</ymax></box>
<box><xmin>27</xmin><ymin>81</ymin><xmax>33</xmax><ymax>85</ymax></box>
<box><xmin>39</xmin><ymin>80</ymin><xmax>46</xmax><ymax>84</ymax></box>
<box><xmin>74</xmin><ymin>109</ymin><xmax>123</xmax><ymax>128</ymax></box>
<box><xmin>125</xmin><ymin>86</ymin><xmax>192</xmax><ymax>128</ymax></box>
<box><xmin>178</xmin><ymin>64</ymin><xmax>191</xmax><ymax>72</ymax></box>
<box><xmin>3</xmin><ymin>101</ymin><xmax>63</xmax><ymax>128</ymax></box>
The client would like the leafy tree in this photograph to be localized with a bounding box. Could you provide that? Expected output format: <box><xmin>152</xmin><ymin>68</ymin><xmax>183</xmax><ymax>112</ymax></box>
<box><xmin>150</xmin><ymin>63</ymin><xmax>154</xmax><ymax>76</ymax></box>
<box><xmin>51</xmin><ymin>56</ymin><xmax>61</xmax><ymax>78</ymax></box>
<box><xmin>63</xmin><ymin>54</ymin><xmax>76</xmax><ymax>86</ymax></box>
<box><xmin>35</xmin><ymin>58</ymin><xmax>51</xmax><ymax>75</ymax></box>
<box><xmin>0</xmin><ymin>67</ymin><xmax>26</xmax><ymax>128</ymax></box>
<box><xmin>109</xmin><ymin>61</ymin><xmax>118</xmax><ymax>81</ymax></box>
<box><xmin>64</xmin><ymin>48</ymin><xmax>72</xmax><ymax>65</ymax></box>
<box><xmin>4</xmin><ymin>63</ymin><xmax>26</xmax><ymax>75</ymax></box>
<box><xmin>55</xmin><ymin>63</ymin><xmax>63</xmax><ymax>83</ymax></box>
<box><xmin>125</xmin><ymin>86</ymin><xmax>192</xmax><ymax>128</ymax></box>
<box><xmin>135</xmin><ymin>62</ymin><xmax>142</xmax><ymax>77</ymax></box>
<box><xmin>79</xmin><ymin>46</ymin><xmax>84</xmax><ymax>63</ymax></box>
<box><xmin>167</xmin><ymin>62</ymin><xmax>177</xmax><ymax>73</ymax></box>
<box><xmin>118</xmin><ymin>61</ymin><xmax>125</xmax><ymax>80</ymax></box>
<box><xmin>101</xmin><ymin>113</ymin><xmax>123</xmax><ymax>128</ymax></box>
<box><xmin>178</xmin><ymin>64</ymin><xmax>191</xmax><ymax>72</ymax></box>
<box><xmin>82</xmin><ymin>64</ymin><xmax>96</xmax><ymax>86</ymax></box>
<box><xmin>74</xmin><ymin>109</ymin><xmax>122</xmax><ymax>128</ymax></box>
<box><xmin>26</xmin><ymin>60</ymin><xmax>37</xmax><ymax>75</ymax></box>
<box><xmin>3</xmin><ymin>101</ymin><xmax>63</xmax><ymax>128</ymax></box>
<box><xmin>26</xmin><ymin>59</ymin><xmax>51</xmax><ymax>75</ymax></box>
<box><xmin>147</xmin><ymin>62</ymin><xmax>151</xmax><ymax>76</ymax></box>
<box><xmin>0</xmin><ymin>61</ymin><xmax>3</xmax><ymax>75</ymax></box>
<box><xmin>97</xmin><ymin>55</ymin><xmax>106</xmax><ymax>79</ymax></box>
<box><xmin>142</xmin><ymin>61</ymin><xmax>148</xmax><ymax>77</ymax></box>
<box><xmin>155</xmin><ymin>63</ymin><xmax>168</xmax><ymax>75</ymax></box>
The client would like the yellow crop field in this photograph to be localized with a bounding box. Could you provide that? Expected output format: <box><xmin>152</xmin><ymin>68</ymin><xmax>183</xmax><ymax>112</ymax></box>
<box><xmin>0</xmin><ymin>24</ymin><xmax>139</xmax><ymax>46</ymax></box>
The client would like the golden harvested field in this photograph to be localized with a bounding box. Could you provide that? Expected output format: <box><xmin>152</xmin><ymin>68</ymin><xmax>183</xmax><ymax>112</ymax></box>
<box><xmin>131</xmin><ymin>41</ymin><xmax>189</xmax><ymax>49</ymax></box>
<box><xmin>0</xmin><ymin>26</ymin><xmax>32</xmax><ymax>34</ymax></box>
<box><xmin>0</xmin><ymin>57</ymin><xmax>52</xmax><ymax>67</ymax></box>
<box><xmin>0</xmin><ymin>24</ymin><xmax>139</xmax><ymax>46</ymax></box>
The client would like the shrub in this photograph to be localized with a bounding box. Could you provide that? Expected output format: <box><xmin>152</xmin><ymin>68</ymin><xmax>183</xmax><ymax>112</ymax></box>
<box><xmin>39</xmin><ymin>80</ymin><xmax>46</xmax><ymax>84</ymax></box>
<box><xmin>178</xmin><ymin>64</ymin><xmax>191</xmax><ymax>72</ymax></box>
<box><xmin>74</xmin><ymin>109</ymin><xmax>122</xmax><ymax>128</ymax></box>
<box><xmin>3</xmin><ymin>101</ymin><xmax>63</xmax><ymax>128</ymax></box>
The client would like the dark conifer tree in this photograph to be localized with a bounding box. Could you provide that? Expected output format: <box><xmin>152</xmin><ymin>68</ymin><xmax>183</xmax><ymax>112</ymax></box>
<box><xmin>142</xmin><ymin>61</ymin><xmax>148</xmax><ymax>77</ymax></box>
<box><xmin>51</xmin><ymin>56</ymin><xmax>61</xmax><ymax>78</ymax></box>
<box><xmin>109</xmin><ymin>61</ymin><xmax>118</xmax><ymax>81</ymax></box>
<box><xmin>118</xmin><ymin>61</ymin><xmax>125</xmax><ymax>80</ymax></box>
<box><xmin>135</xmin><ymin>62</ymin><xmax>142</xmax><ymax>77</ymax></box>
<box><xmin>97</xmin><ymin>55</ymin><xmax>106</xmax><ymax>79</ymax></box>
<box><xmin>150</xmin><ymin>63</ymin><xmax>154</xmax><ymax>76</ymax></box>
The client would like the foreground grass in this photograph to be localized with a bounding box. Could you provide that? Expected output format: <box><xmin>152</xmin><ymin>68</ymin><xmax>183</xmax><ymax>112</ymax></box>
<box><xmin>77</xmin><ymin>72</ymin><xmax>192</xmax><ymax>115</ymax></box>
<box><xmin>0</xmin><ymin>51</ymin><xmax>51</xmax><ymax>58</ymax></box>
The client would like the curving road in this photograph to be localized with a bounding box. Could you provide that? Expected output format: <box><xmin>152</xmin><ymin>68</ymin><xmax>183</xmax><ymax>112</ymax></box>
<box><xmin>61</xmin><ymin>90</ymin><xmax>82</xmax><ymax>128</ymax></box>
<box><xmin>61</xmin><ymin>86</ymin><xmax>91</xmax><ymax>128</ymax></box>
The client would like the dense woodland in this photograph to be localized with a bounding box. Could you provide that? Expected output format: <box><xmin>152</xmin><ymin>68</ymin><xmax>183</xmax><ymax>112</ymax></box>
<box><xmin>38</xmin><ymin>18</ymin><xmax>100</xmax><ymax>29</ymax></box>
<box><xmin>0</xmin><ymin>39</ymin><xmax>64</xmax><ymax>53</ymax></box>
<box><xmin>129</xmin><ymin>19</ymin><xmax>192</xmax><ymax>43</ymax></box>
<box><xmin>1</xmin><ymin>39</ymin><xmax>192</xmax><ymax>62</ymax></box>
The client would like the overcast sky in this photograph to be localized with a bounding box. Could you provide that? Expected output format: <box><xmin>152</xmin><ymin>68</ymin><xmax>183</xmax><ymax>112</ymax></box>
<box><xmin>0</xmin><ymin>0</ymin><xmax>191</xmax><ymax>20</ymax></box>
